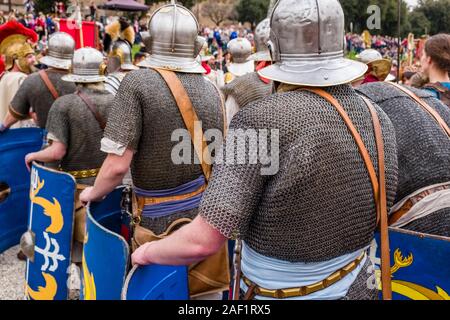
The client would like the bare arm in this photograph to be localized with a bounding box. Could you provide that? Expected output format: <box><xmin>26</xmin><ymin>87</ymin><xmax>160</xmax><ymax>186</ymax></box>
<box><xmin>2</xmin><ymin>111</ymin><xmax>20</xmax><ymax>129</ymax></box>
<box><xmin>25</xmin><ymin>141</ymin><xmax>67</xmax><ymax>170</ymax></box>
<box><xmin>131</xmin><ymin>215</ymin><xmax>227</xmax><ymax>266</ymax></box>
<box><xmin>79</xmin><ymin>148</ymin><xmax>133</xmax><ymax>204</ymax></box>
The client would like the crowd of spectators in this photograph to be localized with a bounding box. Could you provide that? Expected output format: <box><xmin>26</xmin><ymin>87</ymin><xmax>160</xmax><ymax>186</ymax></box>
<box><xmin>346</xmin><ymin>33</ymin><xmax>404</xmax><ymax>60</ymax></box>
<box><xmin>2</xmin><ymin>4</ymin><xmax>423</xmax><ymax>80</ymax></box>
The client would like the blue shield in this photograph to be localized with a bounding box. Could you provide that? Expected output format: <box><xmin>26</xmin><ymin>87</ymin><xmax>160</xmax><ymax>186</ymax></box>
<box><xmin>371</xmin><ymin>228</ymin><xmax>450</xmax><ymax>300</ymax></box>
<box><xmin>81</xmin><ymin>188</ymin><xmax>129</xmax><ymax>300</ymax></box>
<box><xmin>25</xmin><ymin>163</ymin><xmax>76</xmax><ymax>300</ymax></box>
<box><xmin>0</xmin><ymin>128</ymin><xmax>44</xmax><ymax>253</ymax></box>
<box><xmin>122</xmin><ymin>264</ymin><xmax>189</xmax><ymax>300</ymax></box>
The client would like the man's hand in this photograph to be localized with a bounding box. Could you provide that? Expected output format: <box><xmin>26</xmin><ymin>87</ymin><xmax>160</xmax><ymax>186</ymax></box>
<box><xmin>25</xmin><ymin>153</ymin><xmax>36</xmax><ymax>171</ymax></box>
<box><xmin>131</xmin><ymin>242</ymin><xmax>154</xmax><ymax>266</ymax></box>
<box><xmin>0</xmin><ymin>123</ymin><xmax>8</xmax><ymax>134</ymax></box>
<box><xmin>79</xmin><ymin>187</ymin><xmax>105</xmax><ymax>206</ymax></box>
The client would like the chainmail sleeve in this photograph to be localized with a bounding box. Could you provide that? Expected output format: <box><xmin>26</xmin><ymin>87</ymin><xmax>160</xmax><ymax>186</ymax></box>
<box><xmin>45</xmin><ymin>97</ymin><xmax>70</xmax><ymax>146</ymax></box>
<box><xmin>199</xmin><ymin>112</ymin><xmax>269</xmax><ymax>240</ymax></box>
<box><xmin>10</xmin><ymin>75</ymin><xmax>33</xmax><ymax>118</ymax></box>
<box><xmin>103</xmin><ymin>71</ymin><xmax>143</xmax><ymax>153</ymax></box>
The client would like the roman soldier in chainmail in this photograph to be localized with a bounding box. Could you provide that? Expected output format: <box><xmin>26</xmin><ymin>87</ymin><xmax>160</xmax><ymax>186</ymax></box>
<box><xmin>105</xmin><ymin>40</ymin><xmax>139</xmax><ymax>96</ymax></box>
<box><xmin>103</xmin><ymin>17</ymin><xmax>135</xmax><ymax>55</ymax></box>
<box><xmin>357</xmin><ymin>82</ymin><xmax>450</xmax><ymax>237</ymax></box>
<box><xmin>79</xmin><ymin>3</ymin><xmax>228</xmax><ymax>299</ymax></box>
<box><xmin>2</xmin><ymin>32</ymin><xmax>76</xmax><ymax>130</ymax></box>
<box><xmin>224</xmin><ymin>38</ymin><xmax>254</xmax><ymax>85</ymax></box>
<box><xmin>129</xmin><ymin>0</ymin><xmax>399</xmax><ymax>300</ymax></box>
<box><xmin>355</xmin><ymin>49</ymin><xmax>393</xmax><ymax>85</ymax></box>
<box><xmin>0</xmin><ymin>19</ymin><xmax>37</xmax><ymax>132</ymax></box>
<box><xmin>25</xmin><ymin>47</ymin><xmax>113</xmax><ymax>260</ymax></box>
<box><xmin>222</xmin><ymin>38</ymin><xmax>257</xmax><ymax>127</ymax></box>
<box><xmin>221</xmin><ymin>10</ymin><xmax>274</xmax><ymax>126</ymax></box>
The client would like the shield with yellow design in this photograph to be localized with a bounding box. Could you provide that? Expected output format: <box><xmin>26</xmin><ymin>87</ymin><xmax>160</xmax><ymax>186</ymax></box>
<box><xmin>0</xmin><ymin>128</ymin><xmax>44</xmax><ymax>253</ymax></box>
<box><xmin>371</xmin><ymin>228</ymin><xmax>450</xmax><ymax>300</ymax></box>
<box><xmin>81</xmin><ymin>187</ymin><xmax>129</xmax><ymax>300</ymax></box>
<box><xmin>24</xmin><ymin>163</ymin><xmax>76</xmax><ymax>300</ymax></box>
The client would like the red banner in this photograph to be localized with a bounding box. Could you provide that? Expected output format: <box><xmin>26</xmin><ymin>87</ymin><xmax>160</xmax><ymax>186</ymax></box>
<box><xmin>59</xmin><ymin>19</ymin><xmax>99</xmax><ymax>50</ymax></box>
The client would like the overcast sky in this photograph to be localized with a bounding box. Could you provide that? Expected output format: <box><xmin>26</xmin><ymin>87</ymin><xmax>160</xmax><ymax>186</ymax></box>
<box><xmin>405</xmin><ymin>0</ymin><xmax>418</xmax><ymax>6</ymax></box>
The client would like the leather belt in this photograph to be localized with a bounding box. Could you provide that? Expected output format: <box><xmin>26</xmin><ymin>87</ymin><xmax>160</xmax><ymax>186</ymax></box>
<box><xmin>133</xmin><ymin>184</ymin><xmax>207</xmax><ymax>224</ymax></box>
<box><xmin>241</xmin><ymin>252</ymin><xmax>365</xmax><ymax>299</ymax></box>
<box><xmin>389</xmin><ymin>183</ymin><xmax>450</xmax><ymax>225</ymax></box>
<box><xmin>65</xmin><ymin>168</ymin><xmax>100</xmax><ymax>179</ymax></box>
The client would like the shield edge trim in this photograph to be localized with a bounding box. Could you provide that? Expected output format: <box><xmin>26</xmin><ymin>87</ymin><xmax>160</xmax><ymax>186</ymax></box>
<box><xmin>389</xmin><ymin>227</ymin><xmax>450</xmax><ymax>242</ymax></box>
<box><xmin>85</xmin><ymin>200</ymin><xmax>130</xmax><ymax>299</ymax></box>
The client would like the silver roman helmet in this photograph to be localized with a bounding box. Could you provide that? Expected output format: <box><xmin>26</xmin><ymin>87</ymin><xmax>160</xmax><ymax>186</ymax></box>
<box><xmin>137</xmin><ymin>2</ymin><xmax>206</xmax><ymax>73</ymax></box>
<box><xmin>227</xmin><ymin>37</ymin><xmax>255</xmax><ymax>77</ymax></box>
<box><xmin>39</xmin><ymin>32</ymin><xmax>75</xmax><ymax>70</ymax></box>
<box><xmin>248</xmin><ymin>0</ymin><xmax>277</xmax><ymax>62</ymax></box>
<box><xmin>259</xmin><ymin>0</ymin><xmax>367</xmax><ymax>87</ymax></box>
<box><xmin>248</xmin><ymin>18</ymin><xmax>271</xmax><ymax>62</ymax></box>
<box><xmin>62</xmin><ymin>47</ymin><xmax>107</xmax><ymax>83</ymax></box>
<box><xmin>357</xmin><ymin>49</ymin><xmax>392</xmax><ymax>81</ymax></box>
<box><xmin>109</xmin><ymin>40</ymin><xmax>139</xmax><ymax>71</ymax></box>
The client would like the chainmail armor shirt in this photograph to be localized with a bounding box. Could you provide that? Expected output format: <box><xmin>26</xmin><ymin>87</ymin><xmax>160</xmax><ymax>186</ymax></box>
<box><xmin>357</xmin><ymin>82</ymin><xmax>450</xmax><ymax>236</ymax></box>
<box><xmin>10</xmin><ymin>69</ymin><xmax>76</xmax><ymax>128</ymax></box>
<box><xmin>45</xmin><ymin>87</ymin><xmax>113</xmax><ymax>185</ymax></box>
<box><xmin>222</xmin><ymin>72</ymin><xmax>274</xmax><ymax>110</ymax></box>
<box><xmin>103</xmin><ymin>69</ymin><xmax>224</xmax><ymax>234</ymax></box>
<box><xmin>200</xmin><ymin>84</ymin><xmax>398</xmax><ymax>263</ymax></box>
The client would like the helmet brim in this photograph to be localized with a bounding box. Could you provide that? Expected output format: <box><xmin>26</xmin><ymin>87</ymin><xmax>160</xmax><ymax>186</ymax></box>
<box><xmin>228</xmin><ymin>61</ymin><xmax>255</xmax><ymax>77</ymax></box>
<box><xmin>62</xmin><ymin>74</ymin><xmax>106</xmax><ymax>83</ymax></box>
<box><xmin>121</xmin><ymin>63</ymin><xmax>139</xmax><ymax>71</ymax></box>
<box><xmin>258</xmin><ymin>58</ymin><xmax>368</xmax><ymax>87</ymax></box>
<box><xmin>137</xmin><ymin>56</ymin><xmax>206</xmax><ymax>74</ymax></box>
<box><xmin>247</xmin><ymin>51</ymin><xmax>271</xmax><ymax>62</ymax></box>
<box><xmin>39</xmin><ymin>55</ymin><xmax>72</xmax><ymax>70</ymax></box>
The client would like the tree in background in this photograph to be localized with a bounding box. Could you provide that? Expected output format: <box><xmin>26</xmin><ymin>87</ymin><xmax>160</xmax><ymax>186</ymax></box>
<box><xmin>340</xmin><ymin>0</ymin><xmax>410</xmax><ymax>36</ymax></box>
<box><xmin>411</xmin><ymin>0</ymin><xmax>450</xmax><ymax>34</ymax></box>
<box><xmin>202</xmin><ymin>0</ymin><xmax>236</xmax><ymax>26</ymax></box>
<box><xmin>407</xmin><ymin>10</ymin><xmax>431</xmax><ymax>36</ymax></box>
<box><xmin>236</xmin><ymin>0</ymin><xmax>269</xmax><ymax>27</ymax></box>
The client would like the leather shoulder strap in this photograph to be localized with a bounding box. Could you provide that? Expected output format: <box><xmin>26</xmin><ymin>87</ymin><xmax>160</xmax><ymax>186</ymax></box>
<box><xmin>39</xmin><ymin>70</ymin><xmax>59</xmax><ymax>100</ymax></box>
<box><xmin>152</xmin><ymin>68</ymin><xmax>212</xmax><ymax>182</ymax></box>
<box><xmin>300</xmin><ymin>87</ymin><xmax>392</xmax><ymax>300</ymax></box>
<box><xmin>387</xmin><ymin>82</ymin><xmax>450</xmax><ymax>137</ymax></box>
<box><xmin>360</xmin><ymin>95</ymin><xmax>392</xmax><ymax>301</ymax></box>
<box><xmin>301</xmin><ymin>88</ymin><xmax>380</xmax><ymax>224</ymax></box>
<box><xmin>76</xmin><ymin>90</ymin><xmax>106</xmax><ymax>130</ymax></box>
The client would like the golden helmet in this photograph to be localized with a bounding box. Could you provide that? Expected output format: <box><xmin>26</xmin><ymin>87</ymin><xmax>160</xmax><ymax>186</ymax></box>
<box><xmin>0</xmin><ymin>20</ymin><xmax>38</xmax><ymax>73</ymax></box>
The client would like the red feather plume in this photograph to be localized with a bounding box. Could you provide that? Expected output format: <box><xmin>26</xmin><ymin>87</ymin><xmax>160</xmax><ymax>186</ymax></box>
<box><xmin>0</xmin><ymin>57</ymin><xmax>5</xmax><ymax>76</ymax></box>
<box><xmin>0</xmin><ymin>20</ymin><xmax>38</xmax><ymax>45</ymax></box>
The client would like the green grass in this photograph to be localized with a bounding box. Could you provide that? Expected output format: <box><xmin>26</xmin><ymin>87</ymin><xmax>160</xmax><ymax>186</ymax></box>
<box><xmin>132</xmin><ymin>44</ymin><xmax>142</xmax><ymax>59</ymax></box>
